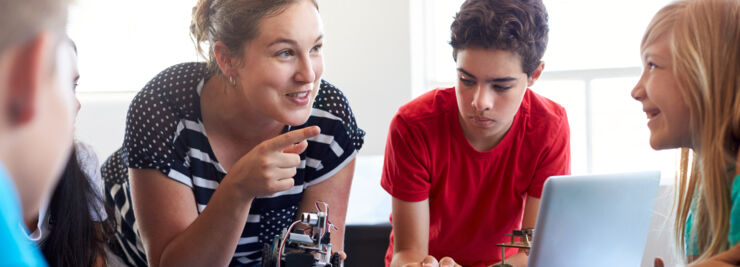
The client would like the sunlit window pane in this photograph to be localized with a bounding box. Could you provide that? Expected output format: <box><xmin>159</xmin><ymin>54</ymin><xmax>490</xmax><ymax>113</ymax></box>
<box><xmin>67</xmin><ymin>0</ymin><xmax>200</xmax><ymax>93</ymax></box>
<box><xmin>544</xmin><ymin>0</ymin><xmax>673</xmax><ymax>71</ymax></box>
<box><xmin>427</xmin><ymin>0</ymin><xmax>464</xmax><ymax>84</ymax></box>
<box><xmin>590</xmin><ymin>77</ymin><xmax>679</xmax><ymax>181</ymax></box>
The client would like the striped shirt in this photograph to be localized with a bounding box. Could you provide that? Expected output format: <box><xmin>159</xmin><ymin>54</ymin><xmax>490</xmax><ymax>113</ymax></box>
<box><xmin>103</xmin><ymin>62</ymin><xmax>364</xmax><ymax>266</ymax></box>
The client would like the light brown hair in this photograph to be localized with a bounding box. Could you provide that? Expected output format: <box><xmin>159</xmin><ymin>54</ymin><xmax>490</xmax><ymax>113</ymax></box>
<box><xmin>190</xmin><ymin>0</ymin><xmax>319</xmax><ymax>76</ymax></box>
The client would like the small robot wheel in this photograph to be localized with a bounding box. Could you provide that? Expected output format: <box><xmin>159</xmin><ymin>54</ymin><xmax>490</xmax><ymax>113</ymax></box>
<box><xmin>261</xmin><ymin>243</ymin><xmax>273</xmax><ymax>267</ymax></box>
<box><xmin>330</xmin><ymin>252</ymin><xmax>342</xmax><ymax>267</ymax></box>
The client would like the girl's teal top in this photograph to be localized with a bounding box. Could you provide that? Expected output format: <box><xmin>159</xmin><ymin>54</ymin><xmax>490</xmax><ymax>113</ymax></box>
<box><xmin>685</xmin><ymin>174</ymin><xmax>740</xmax><ymax>255</ymax></box>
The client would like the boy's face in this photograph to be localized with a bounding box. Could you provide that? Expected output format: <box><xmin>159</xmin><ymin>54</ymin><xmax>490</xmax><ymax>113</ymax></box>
<box><xmin>4</xmin><ymin>36</ymin><xmax>77</xmax><ymax>219</ymax></box>
<box><xmin>455</xmin><ymin>47</ymin><xmax>539</xmax><ymax>150</ymax></box>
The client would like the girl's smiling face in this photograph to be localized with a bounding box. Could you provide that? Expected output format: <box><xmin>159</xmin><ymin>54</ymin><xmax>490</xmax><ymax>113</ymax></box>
<box><xmin>631</xmin><ymin>33</ymin><xmax>692</xmax><ymax>150</ymax></box>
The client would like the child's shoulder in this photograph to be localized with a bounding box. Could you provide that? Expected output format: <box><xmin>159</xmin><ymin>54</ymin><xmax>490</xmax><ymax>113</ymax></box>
<box><xmin>397</xmin><ymin>87</ymin><xmax>457</xmax><ymax>123</ymax></box>
<box><xmin>523</xmin><ymin>89</ymin><xmax>568</xmax><ymax>127</ymax></box>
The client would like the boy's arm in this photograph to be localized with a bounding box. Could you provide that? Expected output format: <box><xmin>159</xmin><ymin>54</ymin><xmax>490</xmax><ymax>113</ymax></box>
<box><xmin>390</xmin><ymin>197</ymin><xmax>431</xmax><ymax>267</ymax></box>
<box><xmin>389</xmin><ymin>197</ymin><xmax>540</xmax><ymax>267</ymax></box>
<box><xmin>501</xmin><ymin>114</ymin><xmax>568</xmax><ymax>267</ymax></box>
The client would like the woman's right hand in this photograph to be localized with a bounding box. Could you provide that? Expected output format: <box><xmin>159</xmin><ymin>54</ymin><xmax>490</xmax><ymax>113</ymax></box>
<box><xmin>226</xmin><ymin>126</ymin><xmax>320</xmax><ymax>199</ymax></box>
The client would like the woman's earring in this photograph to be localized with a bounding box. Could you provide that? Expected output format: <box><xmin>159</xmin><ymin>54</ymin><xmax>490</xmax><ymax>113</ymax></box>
<box><xmin>228</xmin><ymin>76</ymin><xmax>237</xmax><ymax>88</ymax></box>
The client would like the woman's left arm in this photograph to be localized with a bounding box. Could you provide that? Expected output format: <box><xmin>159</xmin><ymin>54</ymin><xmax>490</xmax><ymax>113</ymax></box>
<box><xmin>298</xmin><ymin>158</ymin><xmax>356</xmax><ymax>253</ymax></box>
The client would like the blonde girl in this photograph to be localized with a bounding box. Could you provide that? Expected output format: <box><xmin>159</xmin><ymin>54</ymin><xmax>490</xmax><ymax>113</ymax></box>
<box><xmin>631</xmin><ymin>0</ymin><xmax>740</xmax><ymax>265</ymax></box>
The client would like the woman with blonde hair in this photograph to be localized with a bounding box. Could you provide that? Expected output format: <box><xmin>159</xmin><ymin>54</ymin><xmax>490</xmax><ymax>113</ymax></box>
<box><xmin>101</xmin><ymin>0</ymin><xmax>364</xmax><ymax>266</ymax></box>
<box><xmin>631</xmin><ymin>0</ymin><xmax>740</xmax><ymax>265</ymax></box>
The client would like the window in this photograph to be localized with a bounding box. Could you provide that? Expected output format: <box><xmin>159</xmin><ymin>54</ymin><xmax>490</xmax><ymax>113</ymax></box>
<box><xmin>415</xmin><ymin>0</ymin><xmax>679</xmax><ymax>180</ymax></box>
<box><xmin>67</xmin><ymin>0</ymin><xmax>200</xmax><ymax>93</ymax></box>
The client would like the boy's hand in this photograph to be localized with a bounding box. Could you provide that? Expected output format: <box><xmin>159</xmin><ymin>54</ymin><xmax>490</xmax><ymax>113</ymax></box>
<box><xmin>402</xmin><ymin>255</ymin><xmax>461</xmax><ymax>267</ymax></box>
<box><xmin>438</xmin><ymin>257</ymin><xmax>462</xmax><ymax>267</ymax></box>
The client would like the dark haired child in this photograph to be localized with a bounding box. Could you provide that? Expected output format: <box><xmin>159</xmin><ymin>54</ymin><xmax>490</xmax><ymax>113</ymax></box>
<box><xmin>382</xmin><ymin>0</ymin><xmax>570</xmax><ymax>266</ymax></box>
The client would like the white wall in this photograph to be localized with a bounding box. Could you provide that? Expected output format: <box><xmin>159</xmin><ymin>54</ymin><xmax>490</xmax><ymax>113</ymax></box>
<box><xmin>318</xmin><ymin>0</ymin><xmax>412</xmax><ymax>156</ymax></box>
<box><xmin>75</xmin><ymin>92</ymin><xmax>134</xmax><ymax>161</ymax></box>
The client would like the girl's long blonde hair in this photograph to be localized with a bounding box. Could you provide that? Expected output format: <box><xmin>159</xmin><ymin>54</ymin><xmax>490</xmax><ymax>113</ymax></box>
<box><xmin>642</xmin><ymin>0</ymin><xmax>740</xmax><ymax>262</ymax></box>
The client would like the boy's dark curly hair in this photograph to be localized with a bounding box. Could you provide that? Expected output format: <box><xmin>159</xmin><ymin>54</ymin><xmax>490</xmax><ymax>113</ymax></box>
<box><xmin>450</xmin><ymin>0</ymin><xmax>549</xmax><ymax>77</ymax></box>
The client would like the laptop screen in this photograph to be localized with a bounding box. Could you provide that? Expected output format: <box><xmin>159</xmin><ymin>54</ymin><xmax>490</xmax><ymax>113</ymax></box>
<box><xmin>527</xmin><ymin>171</ymin><xmax>660</xmax><ymax>267</ymax></box>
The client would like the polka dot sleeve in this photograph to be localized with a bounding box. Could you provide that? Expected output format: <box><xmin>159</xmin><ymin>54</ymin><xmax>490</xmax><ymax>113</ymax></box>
<box><xmin>314</xmin><ymin>80</ymin><xmax>365</xmax><ymax>150</ymax></box>
<box><xmin>121</xmin><ymin>63</ymin><xmax>205</xmax><ymax>176</ymax></box>
<box><xmin>300</xmin><ymin>80</ymin><xmax>365</xmax><ymax>185</ymax></box>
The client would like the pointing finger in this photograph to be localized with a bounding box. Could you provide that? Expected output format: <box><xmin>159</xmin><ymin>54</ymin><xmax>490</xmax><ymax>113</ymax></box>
<box><xmin>265</xmin><ymin>126</ymin><xmax>320</xmax><ymax>151</ymax></box>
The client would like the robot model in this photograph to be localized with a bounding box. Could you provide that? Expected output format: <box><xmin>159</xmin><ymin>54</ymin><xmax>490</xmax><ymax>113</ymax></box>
<box><xmin>492</xmin><ymin>228</ymin><xmax>534</xmax><ymax>267</ymax></box>
<box><xmin>262</xmin><ymin>202</ymin><xmax>342</xmax><ymax>267</ymax></box>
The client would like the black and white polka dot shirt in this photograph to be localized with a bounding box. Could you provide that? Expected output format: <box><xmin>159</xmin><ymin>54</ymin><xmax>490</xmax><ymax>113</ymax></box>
<box><xmin>114</xmin><ymin>62</ymin><xmax>364</xmax><ymax>266</ymax></box>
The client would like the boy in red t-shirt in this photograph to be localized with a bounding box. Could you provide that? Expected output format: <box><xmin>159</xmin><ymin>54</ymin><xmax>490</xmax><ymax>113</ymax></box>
<box><xmin>381</xmin><ymin>0</ymin><xmax>570</xmax><ymax>266</ymax></box>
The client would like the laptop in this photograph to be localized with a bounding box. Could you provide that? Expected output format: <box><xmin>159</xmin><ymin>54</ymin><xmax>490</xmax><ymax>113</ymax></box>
<box><xmin>527</xmin><ymin>171</ymin><xmax>660</xmax><ymax>267</ymax></box>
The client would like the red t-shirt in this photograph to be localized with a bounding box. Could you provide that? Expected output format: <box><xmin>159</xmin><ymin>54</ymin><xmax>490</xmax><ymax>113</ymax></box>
<box><xmin>381</xmin><ymin>87</ymin><xmax>570</xmax><ymax>267</ymax></box>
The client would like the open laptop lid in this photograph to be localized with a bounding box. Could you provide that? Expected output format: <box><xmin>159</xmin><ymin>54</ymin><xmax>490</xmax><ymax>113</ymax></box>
<box><xmin>527</xmin><ymin>171</ymin><xmax>660</xmax><ymax>267</ymax></box>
